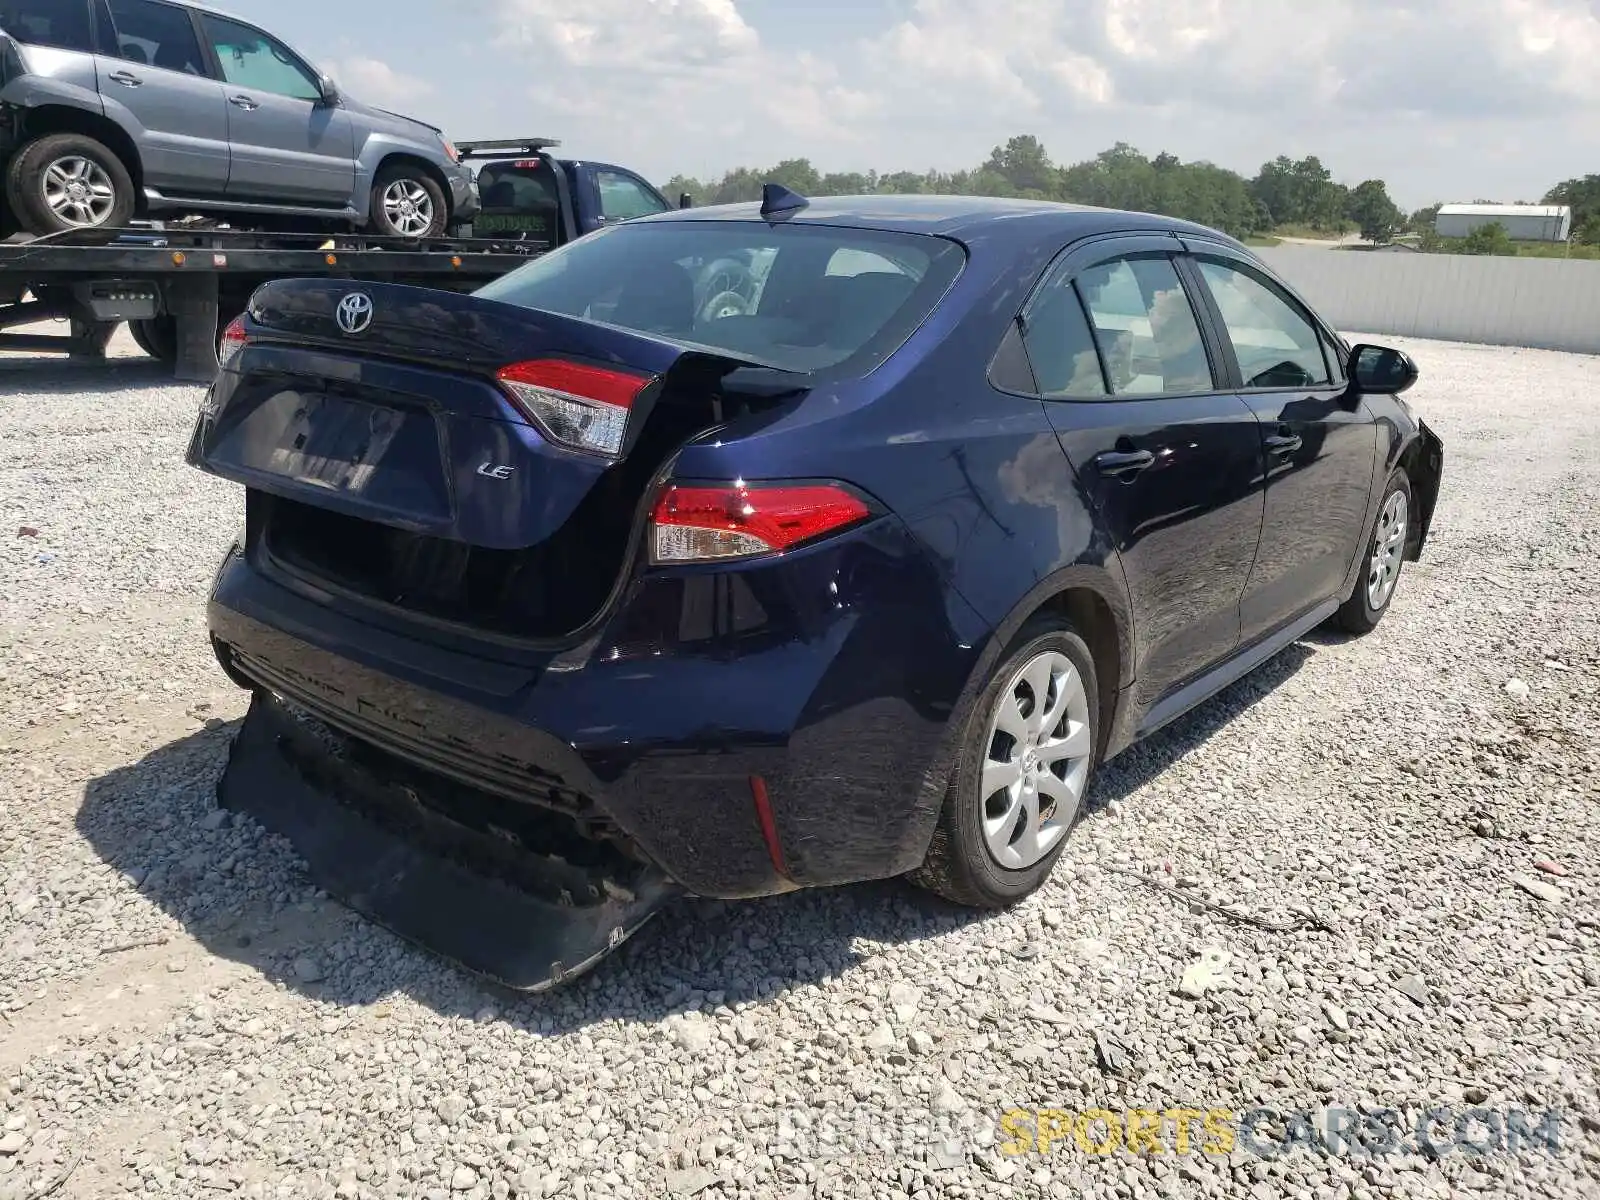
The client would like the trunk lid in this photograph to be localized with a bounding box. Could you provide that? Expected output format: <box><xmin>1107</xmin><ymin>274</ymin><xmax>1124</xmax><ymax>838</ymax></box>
<box><xmin>187</xmin><ymin>279</ymin><xmax>806</xmax><ymax>640</ymax></box>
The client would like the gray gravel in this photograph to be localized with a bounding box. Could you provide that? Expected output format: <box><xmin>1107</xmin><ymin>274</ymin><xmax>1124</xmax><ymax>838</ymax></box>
<box><xmin>2</xmin><ymin>329</ymin><xmax>1599</xmax><ymax>1199</ymax></box>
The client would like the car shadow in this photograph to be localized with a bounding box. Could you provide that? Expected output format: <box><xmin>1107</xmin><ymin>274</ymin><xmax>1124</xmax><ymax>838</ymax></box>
<box><xmin>0</xmin><ymin>351</ymin><xmax>173</xmax><ymax>394</ymax></box>
<box><xmin>1086</xmin><ymin>639</ymin><xmax>1317</xmax><ymax>808</ymax></box>
<box><xmin>75</xmin><ymin>640</ymin><xmax>1316</xmax><ymax>1033</ymax></box>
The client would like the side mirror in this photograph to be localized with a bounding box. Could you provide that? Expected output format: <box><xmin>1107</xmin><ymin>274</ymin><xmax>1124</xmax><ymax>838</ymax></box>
<box><xmin>678</xmin><ymin>192</ymin><xmax>693</xmax><ymax>209</ymax></box>
<box><xmin>316</xmin><ymin>74</ymin><xmax>340</xmax><ymax>105</ymax></box>
<box><xmin>1349</xmin><ymin>343</ymin><xmax>1418</xmax><ymax>396</ymax></box>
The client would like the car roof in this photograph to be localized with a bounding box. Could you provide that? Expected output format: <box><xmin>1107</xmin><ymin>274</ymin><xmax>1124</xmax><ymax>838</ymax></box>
<box><xmin>642</xmin><ymin>193</ymin><xmax>1245</xmax><ymax>249</ymax></box>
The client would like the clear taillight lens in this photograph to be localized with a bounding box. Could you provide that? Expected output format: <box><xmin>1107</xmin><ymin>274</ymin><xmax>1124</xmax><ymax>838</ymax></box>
<box><xmin>649</xmin><ymin>482</ymin><xmax>873</xmax><ymax>564</ymax></box>
<box><xmin>495</xmin><ymin>359</ymin><xmax>653</xmax><ymax>458</ymax></box>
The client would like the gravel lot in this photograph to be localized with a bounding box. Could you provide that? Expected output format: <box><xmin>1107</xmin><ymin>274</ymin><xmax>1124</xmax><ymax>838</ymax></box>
<box><xmin>2</xmin><ymin>329</ymin><xmax>1598</xmax><ymax>1200</ymax></box>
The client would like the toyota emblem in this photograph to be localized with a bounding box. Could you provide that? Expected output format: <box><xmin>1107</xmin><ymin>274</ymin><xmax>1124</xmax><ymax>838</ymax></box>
<box><xmin>335</xmin><ymin>291</ymin><xmax>374</xmax><ymax>335</ymax></box>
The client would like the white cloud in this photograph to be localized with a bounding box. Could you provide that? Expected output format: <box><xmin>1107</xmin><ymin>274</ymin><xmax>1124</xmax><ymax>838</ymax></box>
<box><xmin>324</xmin><ymin>56</ymin><xmax>436</xmax><ymax>111</ymax></box>
<box><xmin>471</xmin><ymin>0</ymin><xmax>1600</xmax><ymax>205</ymax></box>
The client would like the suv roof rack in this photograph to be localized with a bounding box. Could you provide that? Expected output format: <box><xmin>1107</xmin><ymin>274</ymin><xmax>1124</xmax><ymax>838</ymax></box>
<box><xmin>455</xmin><ymin>138</ymin><xmax>562</xmax><ymax>160</ymax></box>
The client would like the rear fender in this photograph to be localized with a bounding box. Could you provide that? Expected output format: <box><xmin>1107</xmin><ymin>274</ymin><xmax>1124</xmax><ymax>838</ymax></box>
<box><xmin>898</xmin><ymin>563</ymin><xmax>1135</xmax><ymax>861</ymax></box>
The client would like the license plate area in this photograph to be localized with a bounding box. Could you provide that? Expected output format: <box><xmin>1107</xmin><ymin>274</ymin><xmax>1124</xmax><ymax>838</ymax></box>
<box><xmin>209</xmin><ymin>379</ymin><xmax>451</xmax><ymax>521</ymax></box>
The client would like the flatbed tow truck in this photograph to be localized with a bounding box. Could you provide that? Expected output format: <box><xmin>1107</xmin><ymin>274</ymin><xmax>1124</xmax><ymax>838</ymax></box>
<box><xmin>0</xmin><ymin>138</ymin><xmax>683</xmax><ymax>382</ymax></box>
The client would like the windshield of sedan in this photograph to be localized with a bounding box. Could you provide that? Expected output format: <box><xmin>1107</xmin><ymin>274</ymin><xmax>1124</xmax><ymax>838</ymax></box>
<box><xmin>473</xmin><ymin>220</ymin><xmax>966</xmax><ymax>375</ymax></box>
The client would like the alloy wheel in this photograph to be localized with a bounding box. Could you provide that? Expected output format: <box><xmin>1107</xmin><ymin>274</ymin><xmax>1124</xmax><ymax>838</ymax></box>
<box><xmin>381</xmin><ymin>180</ymin><xmax>436</xmax><ymax>237</ymax></box>
<box><xmin>980</xmin><ymin>650</ymin><xmax>1093</xmax><ymax>870</ymax></box>
<box><xmin>1366</xmin><ymin>490</ymin><xmax>1408</xmax><ymax>610</ymax></box>
<box><xmin>42</xmin><ymin>156</ymin><xmax>117</xmax><ymax>228</ymax></box>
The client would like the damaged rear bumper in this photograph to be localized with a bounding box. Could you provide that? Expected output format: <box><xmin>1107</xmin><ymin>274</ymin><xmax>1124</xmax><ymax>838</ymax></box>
<box><xmin>221</xmin><ymin>690</ymin><xmax>676</xmax><ymax>991</ymax></box>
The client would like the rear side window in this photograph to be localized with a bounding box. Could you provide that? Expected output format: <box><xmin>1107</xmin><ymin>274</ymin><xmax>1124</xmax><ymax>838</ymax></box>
<box><xmin>0</xmin><ymin>0</ymin><xmax>94</xmax><ymax>51</ymax></box>
<box><xmin>474</xmin><ymin>221</ymin><xmax>965</xmax><ymax>376</ymax></box>
<box><xmin>1076</xmin><ymin>257</ymin><xmax>1214</xmax><ymax>396</ymax></box>
<box><xmin>199</xmin><ymin>14</ymin><xmax>320</xmax><ymax>100</ymax></box>
<box><xmin>1020</xmin><ymin>274</ymin><xmax>1108</xmax><ymax>397</ymax></box>
<box><xmin>1194</xmin><ymin>259</ymin><xmax>1332</xmax><ymax>389</ymax></box>
<box><xmin>105</xmin><ymin>0</ymin><xmax>206</xmax><ymax>75</ymax></box>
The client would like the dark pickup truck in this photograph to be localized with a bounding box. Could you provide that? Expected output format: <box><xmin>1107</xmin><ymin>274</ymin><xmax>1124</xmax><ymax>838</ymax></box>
<box><xmin>0</xmin><ymin>137</ymin><xmax>689</xmax><ymax>380</ymax></box>
<box><xmin>456</xmin><ymin>137</ymin><xmax>690</xmax><ymax>240</ymax></box>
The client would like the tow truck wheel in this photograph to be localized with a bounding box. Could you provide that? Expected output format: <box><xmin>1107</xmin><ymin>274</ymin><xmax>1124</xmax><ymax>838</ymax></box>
<box><xmin>129</xmin><ymin>311</ymin><xmax>235</xmax><ymax>369</ymax></box>
<box><xmin>128</xmin><ymin>317</ymin><xmax>170</xmax><ymax>363</ymax></box>
<box><xmin>5</xmin><ymin>134</ymin><xmax>136</xmax><ymax>235</ymax></box>
<box><xmin>369</xmin><ymin>165</ymin><xmax>447</xmax><ymax>239</ymax></box>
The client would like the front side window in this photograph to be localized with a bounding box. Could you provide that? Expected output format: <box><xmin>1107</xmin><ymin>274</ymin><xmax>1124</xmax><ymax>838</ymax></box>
<box><xmin>199</xmin><ymin>13</ymin><xmax>320</xmax><ymax>100</ymax></box>
<box><xmin>105</xmin><ymin>0</ymin><xmax>205</xmax><ymax>75</ymax></box>
<box><xmin>474</xmin><ymin>221</ymin><xmax>964</xmax><ymax>376</ymax></box>
<box><xmin>596</xmin><ymin>171</ymin><xmax>668</xmax><ymax>222</ymax></box>
<box><xmin>1076</xmin><ymin>256</ymin><xmax>1214</xmax><ymax>396</ymax></box>
<box><xmin>1195</xmin><ymin>259</ymin><xmax>1332</xmax><ymax>389</ymax></box>
<box><xmin>0</xmin><ymin>0</ymin><xmax>94</xmax><ymax>51</ymax></box>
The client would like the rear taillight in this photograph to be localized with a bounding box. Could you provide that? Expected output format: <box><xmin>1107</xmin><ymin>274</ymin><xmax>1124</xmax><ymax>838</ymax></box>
<box><xmin>496</xmin><ymin>359</ymin><xmax>654</xmax><ymax>458</ymax></box>
<box><xmin>649</xmin><ymin>481</ymin><xmax>872</xmax><ymax>564</ymax></box>
<box><xmin>217</xmin><ymin>316</ymin><xmax>248</xmax><ymax>371</ymax></box>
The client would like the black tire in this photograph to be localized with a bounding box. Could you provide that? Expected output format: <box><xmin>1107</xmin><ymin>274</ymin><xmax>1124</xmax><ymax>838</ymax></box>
<box><xmin>5</xmin><ymin>133</ymin><xmax>136</xmax><ymax>236</ymax></box>
<box><xmin>128</xmin><ymin>316</ymin><xmax>172</xmax><ymax>364</ymax></box>
<box><xmin>368</xmin><ymin>164</ymin><xmax>447</xmax><ymax>238</ymax></box>
<box><xmin>129</xmin><ymin>316</ymin><xmax>176</xmax><ymax>366</ymax></box>
<box><xmin>1334</xmin><ymin>468</ymin><xmax>1413</xmax><ymax>635</ymax></box>
<box><xmin>129</xmin><ymin>309</ymin><xmax>237</xmax><ymax>368</ymax></box>
<box><xmin>909</xmin><ymin>618</ymin><xmax>1100</xmax><ymax>909</ymax></box>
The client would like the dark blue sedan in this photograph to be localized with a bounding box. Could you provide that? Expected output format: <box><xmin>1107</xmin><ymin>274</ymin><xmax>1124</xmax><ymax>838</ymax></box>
<box><xmin>187</xmin><ymin>189</ymin><xmax>1443</xmax><ymax>989</ymax></box>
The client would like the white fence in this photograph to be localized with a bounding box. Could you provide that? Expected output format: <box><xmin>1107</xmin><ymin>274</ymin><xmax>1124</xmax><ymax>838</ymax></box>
<box><xmin>1256</xmin><ymin>246</ymin><xmax>1600</xmax><ymax>355</ymax></box>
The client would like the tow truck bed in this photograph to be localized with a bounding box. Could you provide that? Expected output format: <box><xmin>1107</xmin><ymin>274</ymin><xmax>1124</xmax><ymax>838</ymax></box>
<box><xmin>0</xmin><ymin>225</ymin><xmax>547</xmax><ymax>381</ymax></box>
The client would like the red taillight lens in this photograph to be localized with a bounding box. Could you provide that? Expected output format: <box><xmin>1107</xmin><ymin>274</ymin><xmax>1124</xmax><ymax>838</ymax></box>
<box><xmin>217</xmin><ymin>315</ymin><xmax>248</xmax><ymax>371</ymax></box>
<box><xmin>496</xmin><ymin>359</ymin><xmax>653</xmax><ymax>458</ymax></box>
<box><xmin>649</xmin><ymin>482</ymin><xmax>873</xmax><ymax>564</ymax></box>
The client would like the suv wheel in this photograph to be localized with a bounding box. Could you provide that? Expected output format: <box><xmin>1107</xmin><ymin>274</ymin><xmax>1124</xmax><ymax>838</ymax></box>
<box><xmin>5</xmin><ymin>134</ymin><xmax>136</xmax><ymax>235</ymax></box>
<box><xmin>909</xmin><ymin>619</ymin><xmax>1099</xmax><ymax>909</ymax></box>
<box><xmin>370</xmin><ymin>165</ymin><xmax>446</xmax><ymax>239</ymax></box>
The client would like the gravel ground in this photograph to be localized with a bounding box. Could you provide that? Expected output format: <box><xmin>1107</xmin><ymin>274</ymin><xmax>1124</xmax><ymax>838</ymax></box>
<box><xmin>2</xmin><ymin>329</ymin><xmax>1598</xmax><ymax>1200</ymax></box>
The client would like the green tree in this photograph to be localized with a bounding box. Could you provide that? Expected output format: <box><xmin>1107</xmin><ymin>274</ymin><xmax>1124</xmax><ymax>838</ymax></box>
<box><xmin>1408</xmin><ymin>203</ymin><xmax>1442</xmax><ymax>234</ymax></box>
<box><xmin>984</xmin><ymin>135</ymin><xmax>1055</xmax><ymax>196</ymax></box>
<box><xmin>1456</xmin><ymin>222</ymin><xmax>1514</xmax><ymax>256</ymax></box>
<box><xmin>1346</xmin><ymin>179</ymin><xmax>1404</xmax><ymax>243</ymax></box>
<box><xmin>1250</xmin><ymin>156</ymin><xmax>1299</xmax><ymax>225</ymax></box>
<box><xmin>1543</xmin><ymin>174</ymin><xmax>1600</xmax><ymax>235</ymax></box>
<box><xmin>661</xmin><ymin>174</ymin><xmax>708</xmax><ymax>207</ymax></box>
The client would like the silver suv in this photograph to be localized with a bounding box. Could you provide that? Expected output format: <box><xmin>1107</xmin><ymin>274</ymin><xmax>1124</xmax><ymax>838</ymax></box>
<box><xmin>0</xmin><ymin>0</ymin><xmax>478</xmax><ymax>237</ymax></box>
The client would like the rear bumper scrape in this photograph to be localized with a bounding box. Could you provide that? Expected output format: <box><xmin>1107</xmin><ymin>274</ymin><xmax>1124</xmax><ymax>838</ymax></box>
<box><xmin>219</xmin><ymin>691</ymin><xmax>677</xmax><ymax>991</ymax></box>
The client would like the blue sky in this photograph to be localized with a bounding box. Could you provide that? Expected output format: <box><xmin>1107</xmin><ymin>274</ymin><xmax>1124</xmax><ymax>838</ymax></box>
<box><xmin>246</xmin><ymin>0</ymin><xmax>1600</xmax><ymax>210</ymax></box>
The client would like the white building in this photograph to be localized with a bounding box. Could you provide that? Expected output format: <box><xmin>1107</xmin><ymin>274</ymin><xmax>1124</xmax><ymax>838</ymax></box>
<box><xmin>1434</xmin><ymin>204</ymin><xmax>1571</xmax><ymax>242</ymax></box>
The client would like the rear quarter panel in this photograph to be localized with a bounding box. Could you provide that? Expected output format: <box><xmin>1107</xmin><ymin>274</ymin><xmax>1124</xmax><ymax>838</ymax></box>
<box><xmin>666</xmin><ymin>222</ymin><xmax>1135</xmax><ymax>838</ymax></box>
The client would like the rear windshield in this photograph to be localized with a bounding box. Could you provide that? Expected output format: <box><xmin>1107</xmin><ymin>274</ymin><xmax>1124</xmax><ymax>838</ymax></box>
<box><xmin>474</xmin><ymin>162</ymin><xmax>560</xmax><ymax>240</ymax></box>
<box><xmin>472</xmin><ymin>220</ymin><xmax>966</xmax><ymax>375</ymax></box>
<box><xmin>1</xmin><ymin>0</ymin><xmax>93</xmax><ymax>50</ymax></box>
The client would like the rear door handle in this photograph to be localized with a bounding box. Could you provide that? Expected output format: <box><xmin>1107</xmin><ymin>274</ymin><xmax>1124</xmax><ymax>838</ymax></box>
<box><xmin>108</xmin><ymin>70</ymin><xmax>142</xmax><ymax>87</ymax></box>
<box><xmin>1092</xmin><ymin>449</ymin><xmax>1156</xmax><ymax>478</ymax></box>
<box><xmin>1264</xmin><ymin>432</ymin><xmax>1303</xmax><ymax>456</ymax></box>
<box><xmin>229</xmin><ymin>94</ymin><xmax>260</xmax><ymax>110</ymax></box>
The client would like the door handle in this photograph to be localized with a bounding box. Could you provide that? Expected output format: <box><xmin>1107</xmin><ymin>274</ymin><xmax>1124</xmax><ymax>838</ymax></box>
<box><xmin>229</xmin><ymin>94</ymin><xmax>260</xmax><ymax>110</ymax></box>
<box><xmin>1091</xmin><ymin>448</ymin><xmax>1156</xmax><ymax>478</ymax></box>
<box><xmin>108</xmin><ymin>70</ymin><xmax>142</xmax><ymax>87</ymax></box>
<box><xmin>1264</xmin><ymin>431</ymin><xmax>1303</xmax><ymax>456</ymax></box>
